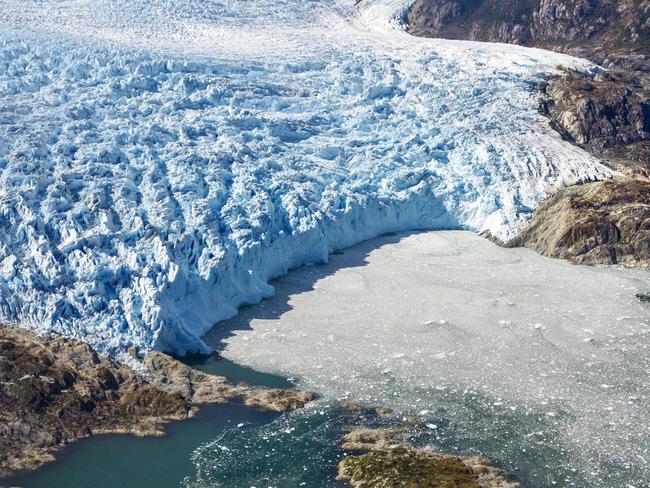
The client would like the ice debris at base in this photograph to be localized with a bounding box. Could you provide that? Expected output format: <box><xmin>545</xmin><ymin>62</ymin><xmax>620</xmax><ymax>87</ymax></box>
<box><xmin>0</xmin><ymin>0</ymin><xmax>614</xmax><ymax>356</ymax></box>
<box><xmin>211</xmin><ymin>232</ymin><xmax>650</xmax><ymax>488</ymax></box>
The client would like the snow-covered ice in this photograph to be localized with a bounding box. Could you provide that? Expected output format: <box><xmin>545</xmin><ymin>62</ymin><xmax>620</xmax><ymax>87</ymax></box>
<box><xmin>0</xmin><ymin>0</ymin><xmax>615</xmax><ymax>356</ymax></box>
<box><xmin>207</xmin><ymin>231</ymin><xmax>650</xmax><ymax>487</ymax></box>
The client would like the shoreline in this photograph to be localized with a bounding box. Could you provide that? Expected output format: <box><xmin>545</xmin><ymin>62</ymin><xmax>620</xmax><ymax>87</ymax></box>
<box><xmin>2</xmin><ymin>230</ymin><xmax>648</xmax><ymax>486</ymax></box>
<box><xmin>0</xmin><ymin>318</ymin><xmax>523</xmax><ymax>488</ymax></box>
<box><xmin>0</xmin><ymin>326</ymin><xmax>315</xmax><ymax>480</ymax></box>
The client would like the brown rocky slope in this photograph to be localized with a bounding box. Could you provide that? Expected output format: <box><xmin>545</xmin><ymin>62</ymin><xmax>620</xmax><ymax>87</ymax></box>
<box><xmin>406</xmin><ymin>0</ymin><xmax>650</xmax><ymax>61</ymax></box>
<box><xmin>507</xmin><ymin>179</ymin><xmax>650</xmax><ymax>266</ymax></box>
<box><xmin>540</xmin><ymin>70</ymin><xmax>650</xmax><ymax>177</ymax></box>
<box><xmin>0</xmin><ymin>325</ymin><xmax>315</xmax><ymax>477</ymax></box>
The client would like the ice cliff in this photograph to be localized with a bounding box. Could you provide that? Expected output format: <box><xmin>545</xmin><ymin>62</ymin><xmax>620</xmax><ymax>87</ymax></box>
<box><xmin>0</xmin><ymin>0</ymin><xmax>614</xmax><ymax>356</ymax></box>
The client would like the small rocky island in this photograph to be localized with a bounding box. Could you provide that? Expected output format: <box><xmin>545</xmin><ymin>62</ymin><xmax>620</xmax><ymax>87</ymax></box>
<box><xmin>0</xmin><ymin>326</ymin><xmax>315</xmax><ymax>477</ymax></box>
<box><xmin>337</xmin><ymin>428</ymin><xmax>521</xmax><ymax>488</ymax></box>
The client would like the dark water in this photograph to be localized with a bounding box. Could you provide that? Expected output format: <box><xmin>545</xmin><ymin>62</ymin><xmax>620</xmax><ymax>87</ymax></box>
<box><xmin>183</xmin><ymin>404</ymin><xmax>351</xmax><ymax>488</ymax></box>
<box><xmin>0</xmin><ymin>352</ymin><xmax>603</xmax><ymax>488</ymax></box>
<box><xmin>0</xmin><ymin>356</ymin><xmax>289</xmax><ymax>488</ymax></box>
<box><xmin>179</xmin><ymin>352</ymin><xmax>295</xmax><ymax>389</ymax></box>
<box><xmin>179</xmin><ymin>391</ymin><xmax>562</xmax><ymax>488</ymax></box>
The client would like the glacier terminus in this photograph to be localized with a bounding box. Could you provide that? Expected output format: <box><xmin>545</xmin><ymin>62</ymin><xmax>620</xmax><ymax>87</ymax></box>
<box><xmin>0</xmin><ymin>0</ymin><xmax>616</xmax><ymax>358</ymax></box>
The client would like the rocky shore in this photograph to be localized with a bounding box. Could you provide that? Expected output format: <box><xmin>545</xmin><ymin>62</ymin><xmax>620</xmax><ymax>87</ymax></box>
<box><xmin>406</xmin><ymin>0</ymin><xmax>649</xmax><ymax>61</ymax></box>
<box><xmin>406</xmin><ymin>0</ymin><xmax>650</xmax><ymax>266</ymax></box>
<box><xmin>507</xmin><ymin>179</ymin><xmax>650</xmax><ymax>266</ymax></box>
<box><xmin>337</xmin><ymin>428</ymin><xmax>521</xmax><ymax>488</ymax></box>
<box><xmin>0</xmin><ymin>326</ymin><xmax>315</xmax><ymax>478</ymax></box>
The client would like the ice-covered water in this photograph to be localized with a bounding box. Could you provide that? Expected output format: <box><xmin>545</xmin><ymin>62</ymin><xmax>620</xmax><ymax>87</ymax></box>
<box><xmin>0</xmin><ymin>0</ymin><xmax>614</xmax><ymax>356</ymax></box>
<box><xmin>207</xmin><ymin>231</ymin><xmax>650</xmax><ymax>487</ymax></box>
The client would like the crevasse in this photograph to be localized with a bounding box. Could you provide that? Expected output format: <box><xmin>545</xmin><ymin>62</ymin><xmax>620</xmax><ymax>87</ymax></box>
<box><xmin>0</xmin><ymin>0</ymin><xmax>613</xmax><ymax>357</ymax></box>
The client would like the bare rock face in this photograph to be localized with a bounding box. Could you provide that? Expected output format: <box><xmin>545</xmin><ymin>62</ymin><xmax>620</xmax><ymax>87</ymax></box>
<box><xmin>406</xmin><ymin>0</ymin><xmax>650</xmax><ymax>172</ymax></box>
<box><xmin>0</xmin><ymin>326</ymin><xmax>315</xmax><ymax>478</ymax></box>
<box><xmin>508</xmin><ymin>179</ymin><xmax>650</xmax><ymax>266</ymax></box>
<box><xmin>406</xmin><ymin>0</ymin><xmax>650</xmax><ymax>60</ymax></box>
<box><xmin>541</xmin><ymin>70</ymin><xmax>650</xmax><ymax>176</ymax></box>
<box><xmin>532</xmin><ymin>0</ymin><xmax>650</xmax><ymax>60</ymax></box>
<box><xmin>407</xmin><ymin>0</ymin><xmax>537</xmax><ymax>45</ymax></box>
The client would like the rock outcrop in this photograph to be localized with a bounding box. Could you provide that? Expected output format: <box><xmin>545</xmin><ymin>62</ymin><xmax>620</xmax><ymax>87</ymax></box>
<box><xmin>336</xmin><ymin>428</ymin><xmax>521</xmax><ymax>488</ymax></box>
<box><xmin>0</xmin><ymin>326</ymin><xmax>315</xmax><ymax>478</ymax></box>
<box><xmin>407</xmin><ymin>0</ymin><xmax>650</xmax><ymax>61</ymax></box>
<box><xmin>541</xmin><ymin>70</ymin><xmax>650</xmax><ymax>177</ymax></box>
<box><xmin>339</xmin><ymin>401</ymin><xmax>394</xmax><ymax>417</ymax></box>
<box><xmin>143</xmin><ymin>351</ymin><xmax>316</xmax><ymax>412</ymax></box>
<box><xmin>508</xmin><ymin>179</ymin><xmax>650</xmax><ymax>266</ymax></box>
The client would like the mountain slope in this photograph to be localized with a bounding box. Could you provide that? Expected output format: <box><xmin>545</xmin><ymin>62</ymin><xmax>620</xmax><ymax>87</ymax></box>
<box><xmin>407</xmin><ymin>0</ymin><xmax>650</xmax><ymax>63</ymax></box>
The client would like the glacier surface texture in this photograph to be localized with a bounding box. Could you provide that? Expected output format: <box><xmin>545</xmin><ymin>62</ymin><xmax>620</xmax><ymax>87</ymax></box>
<box><xmin>0</xmin><ymin>0</ymin><xmax>614</xmax><ymax>356</ymax></box>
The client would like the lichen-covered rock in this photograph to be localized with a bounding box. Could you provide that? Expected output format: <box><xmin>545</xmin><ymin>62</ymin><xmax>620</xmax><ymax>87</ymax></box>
<box><xmin>508</xmin><ymin>179</ymin><xmax>650</xmax><ymax>266</ymax></box>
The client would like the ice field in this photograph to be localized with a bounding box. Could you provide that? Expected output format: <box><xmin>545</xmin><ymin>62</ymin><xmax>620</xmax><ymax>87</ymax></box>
<box><xmin>0</xmin><ymin>0</ymin><xmax>614</xmax><ymax>356</ymax></box>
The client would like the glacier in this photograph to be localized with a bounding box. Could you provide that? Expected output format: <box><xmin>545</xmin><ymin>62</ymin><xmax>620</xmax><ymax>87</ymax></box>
<box><xmin>0</xmin><ymin>0</ymin><xmax>615</xmax><ymax>357</ymax></box>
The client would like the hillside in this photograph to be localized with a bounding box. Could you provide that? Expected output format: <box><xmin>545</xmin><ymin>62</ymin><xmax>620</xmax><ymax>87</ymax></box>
<box><xmin>407</xmin><ymin>0</ymin><xmax>650</xmax><ymax>64</ymax></box>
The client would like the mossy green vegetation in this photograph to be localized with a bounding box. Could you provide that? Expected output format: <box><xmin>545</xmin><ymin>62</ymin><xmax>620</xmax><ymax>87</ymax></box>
<box><xmin>338</xmin><ymin>447</ymin><xmax>482</xmax><ymax>488</ymax></box>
